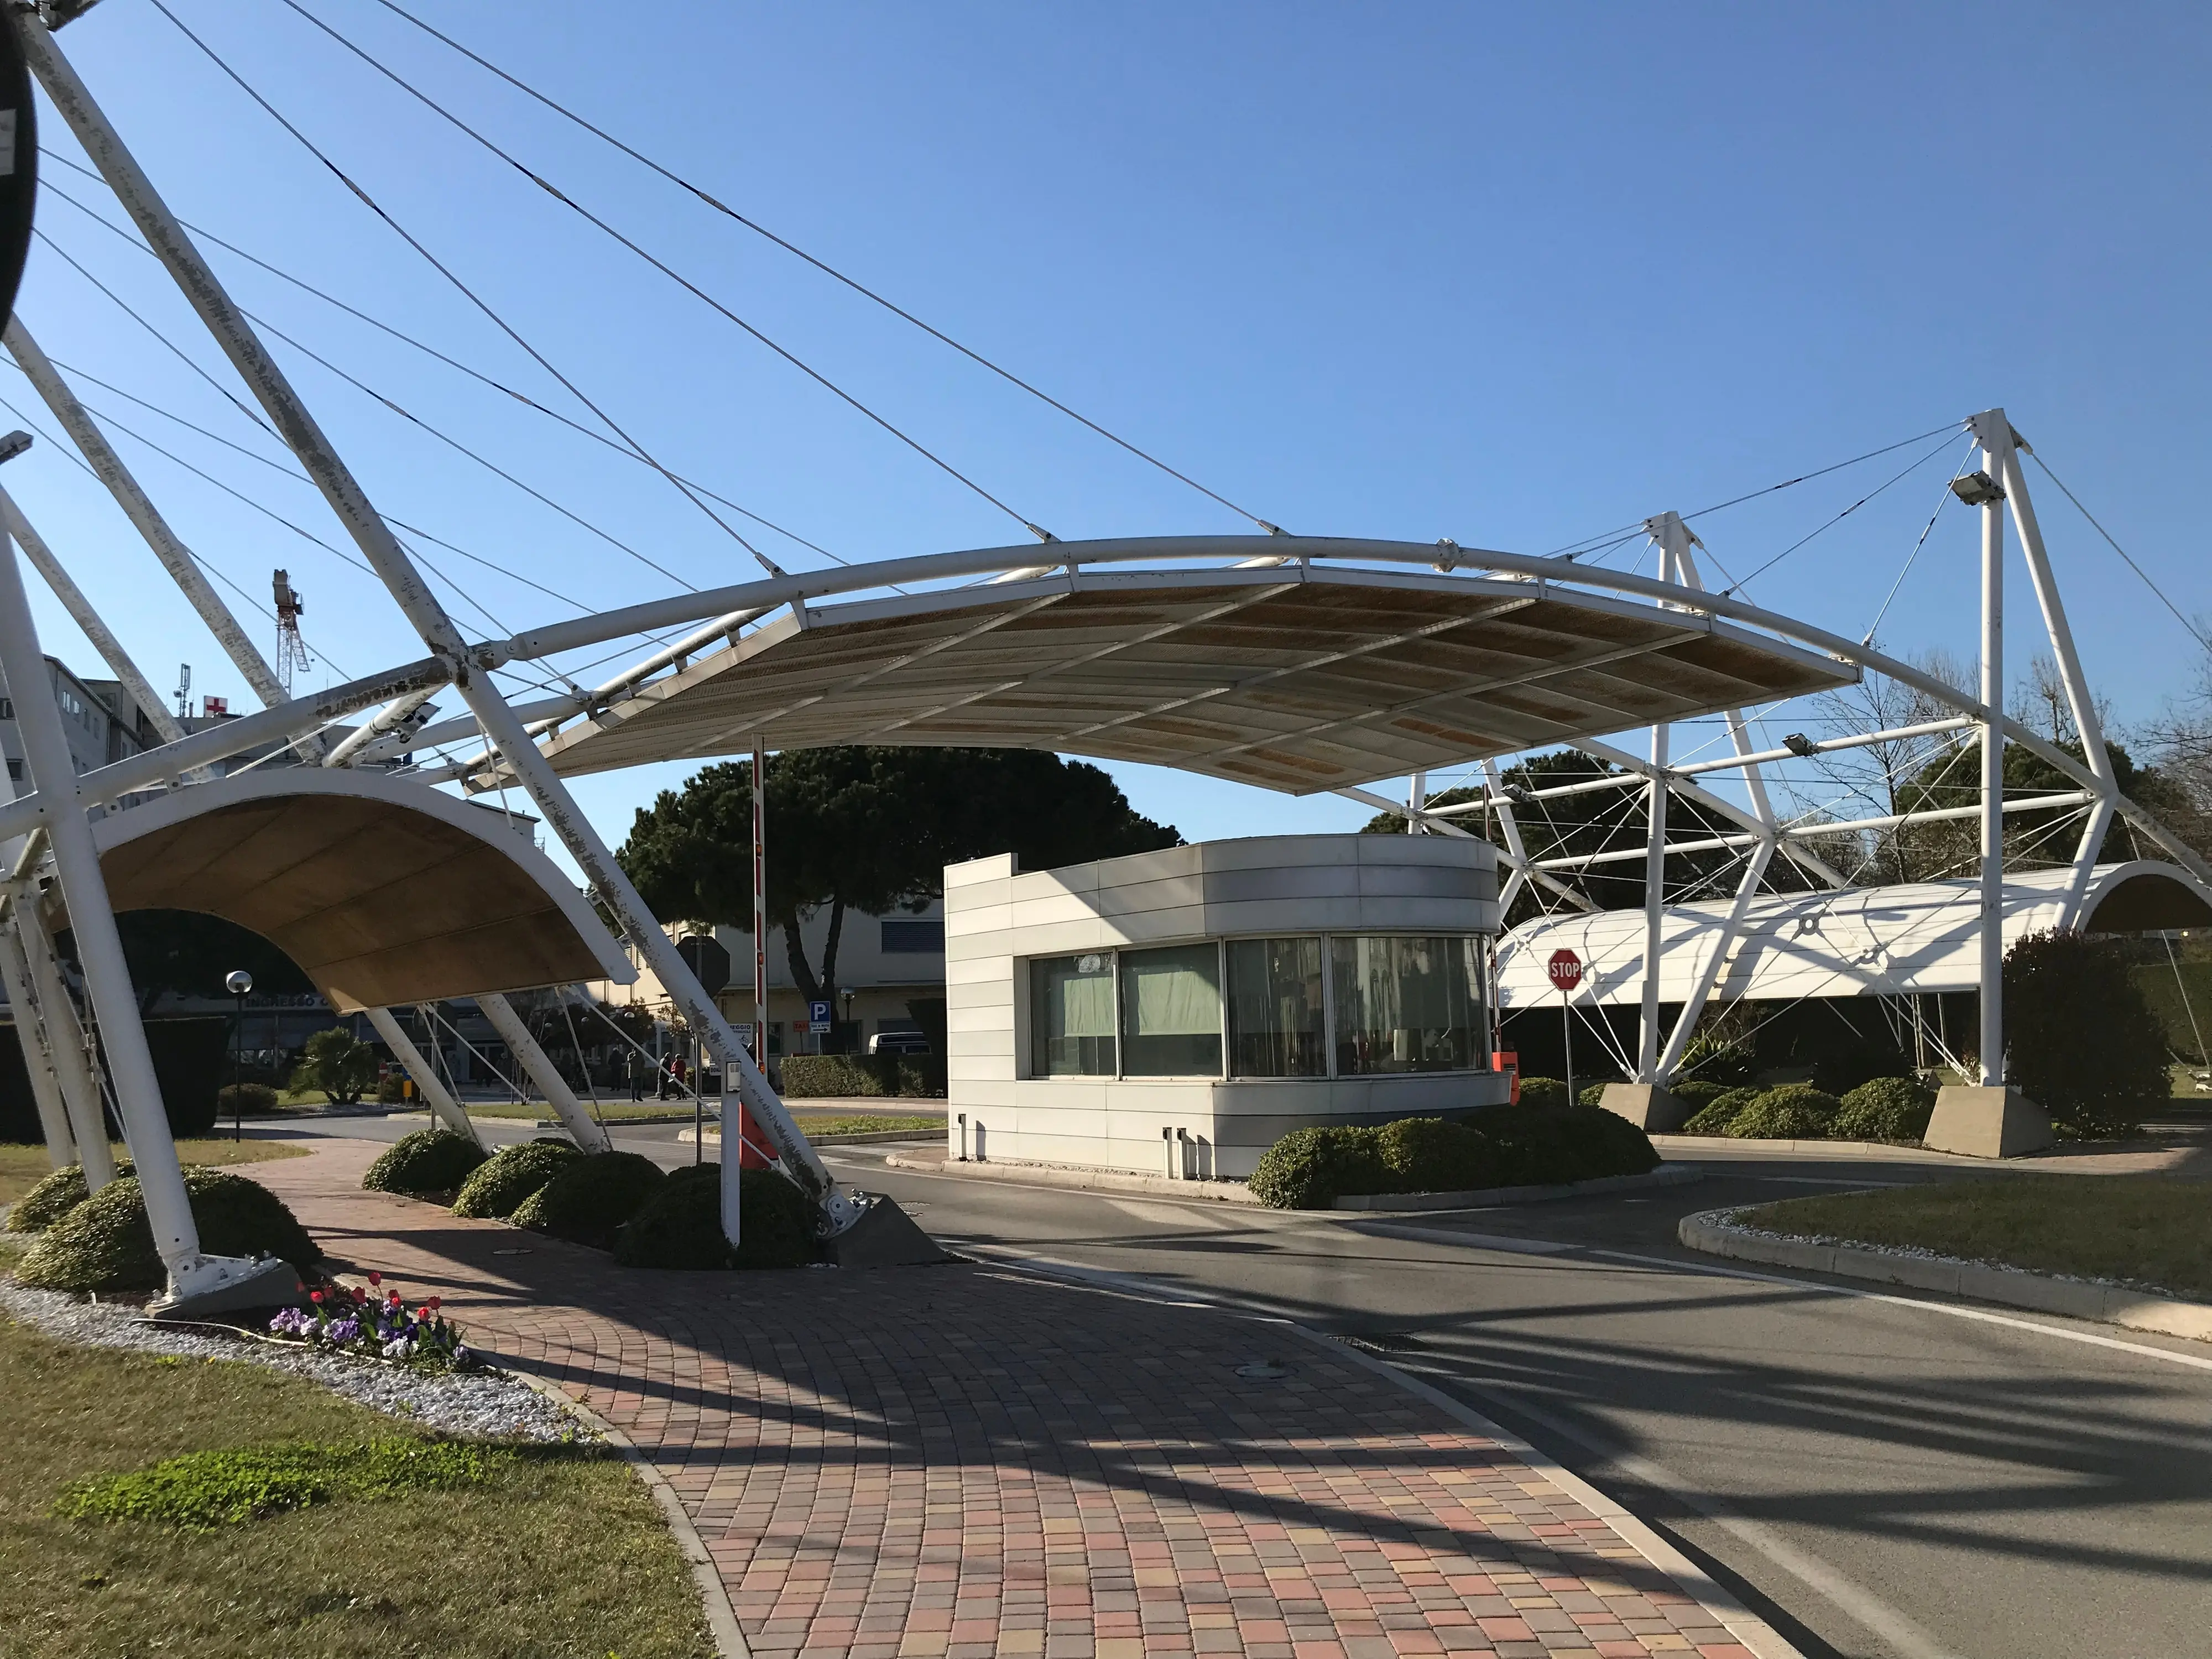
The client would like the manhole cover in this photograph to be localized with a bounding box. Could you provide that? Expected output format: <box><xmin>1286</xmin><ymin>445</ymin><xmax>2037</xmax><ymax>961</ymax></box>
<box><xmin>1236</xmin><ymin>1359</ymin><xmax>1293</xmax><ymax>1380</ymax></box>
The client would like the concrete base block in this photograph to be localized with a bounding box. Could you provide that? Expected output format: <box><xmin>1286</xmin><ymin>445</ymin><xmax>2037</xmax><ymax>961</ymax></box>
<box><xmin>822</xmin><ymin>1196</ymin><xmax>947</xmax><ymax>1267</ymax></box>
<box><xmin>150</xmin><ymin>1255</ymin><xmax>304</xmax><ymax>1322</ymax></box>
<box><xmin>1924</xmin><ymin>1086</ymin><xmax>2053</xmax><ymax>1159</ymax></box>
<box><xmin>1599</xmin><ymin>1083</ymin><xmax>1684</xmax><ymax>1133</ymax></box>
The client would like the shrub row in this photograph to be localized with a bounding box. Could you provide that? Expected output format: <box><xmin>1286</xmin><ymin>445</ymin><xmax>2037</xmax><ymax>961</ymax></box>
<box><xmin>780</xmin><ymin>1053</ymin><xmax>947</xmax><ymax>1099</ymax></box>
<box><xmin>1248</xmin><ymin>1104</ymin><xmax>1659</xmax><ymax>1210</ymax></box>
<box><xmin>385</xmin><ymin>1135</ymin><xmax>818</xmax><ymax>1271</ymax></box>
<box><xmin>1677</xmin><ymin>1075</ymin><xmax>1937</xmax><ymax>1142</ymax></box>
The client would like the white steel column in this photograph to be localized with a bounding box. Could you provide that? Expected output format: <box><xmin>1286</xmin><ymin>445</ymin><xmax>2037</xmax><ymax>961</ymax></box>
<box><xmin>0</xmin><ymin>490</ymin><xmax>186</xmax><ymax>746</ymax></box>
<box><xmin>19</xmin><ymin>17</ymin><xmax>833</xmax><ymax>1208</ymax></box>
<box><xmin>1406</xmin><ymin>772</ymin><xmax>1426</xmax><ymax>833</ymax></box>
<box><xmin>19</xmin><ymin>896</ymin><xmax>116</xmax><ymax>1187</ymax></box>
<box><xmin>1983</xmin><ymin>421</ymin><xmax>2123</xmax><ymax>927</ymax></box>
<box><xmin>751</xmin><ymin>740</ymin><xmax>768</xmax><ymax>1066</ymax></box>
<box><xmin>477</xmin><ymin>992</ymin><xmax>612</xmax><ymax>1153</ymax></box>
<box><xmin>0</xmin><ymin>915</ymin><xmax>73</xmax><ymax>1166</ymax></box>
<box><xmin>363</xmin><ymin>1004</ymin><xmax>479</xmax><ymax>1146</ymax></box>
<box><xmin>1653</xmin><ymin>837</ymin><xmax>1775</xmax><ymax>1080</ymax></box>
<box><xmin>0</xmin><ymin>525</ymin><xmax>211</xmax><ymax>1281</ymax></box>
<box><xmin>3</xmin><ymin>320</ymin><xmax>295</xmax><ymax>717</ymax></box>
<box><xmin>1973</xmin><ymin>415</ymin><xmax>2007</xmax><ymax>1084</ymax></box>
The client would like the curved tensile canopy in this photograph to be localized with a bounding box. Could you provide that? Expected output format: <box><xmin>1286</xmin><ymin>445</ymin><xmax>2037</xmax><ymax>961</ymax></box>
<box><xmin>529</xmin><ymin>565</ymin><xmax>1856</xmax><ymax>795</ymax></box>
<box><xmin>1494</xmin><ymin>860</ymin><xmax>2212</xmax><ymax>1009</ymax></box>
<box><xmin>81</xmin><ymin>769</ymin><xmax>634</xmax><ymax>1013</ymax></box>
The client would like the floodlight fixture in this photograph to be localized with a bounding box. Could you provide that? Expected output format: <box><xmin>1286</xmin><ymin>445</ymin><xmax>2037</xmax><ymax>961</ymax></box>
<box><xmin>1500</xmin><ymin>782</ymin><xmax>1536</xmax><ymax>806</ymax></box>
<box><xmin>1949</xmin><ymin>471</ymin><xmax>2006</xmax><ymax>508</ymax></box>
<box><xmin>0</xmin><ymin>430</ymin><xmax>32</xmax><ymax>466</ymax></box>
<box><xmin>1782</xmin><ymin>733</ymin><xmax>1820</xmax><ymax>759</ymax></box>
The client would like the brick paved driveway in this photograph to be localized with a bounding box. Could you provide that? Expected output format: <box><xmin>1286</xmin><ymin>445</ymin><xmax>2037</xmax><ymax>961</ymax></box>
<box><xmin>256</xmin><ymin>1140</ymin><xmax>1754</xmax><ymax>1659</ymax></box>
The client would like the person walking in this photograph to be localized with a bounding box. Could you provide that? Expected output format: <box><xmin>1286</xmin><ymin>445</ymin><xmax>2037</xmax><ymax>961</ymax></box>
<box><xmin>627</xmin><ymin>1047</ymin><xmax>647</xmax><ymax>1102</ymax></box>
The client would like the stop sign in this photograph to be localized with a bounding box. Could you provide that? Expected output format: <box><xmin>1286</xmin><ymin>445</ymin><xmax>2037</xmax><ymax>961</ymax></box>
<box><xmin>1547</xmin><ymin>948</ymin><xmax>1584</xmax><ymax>992</ymax></box>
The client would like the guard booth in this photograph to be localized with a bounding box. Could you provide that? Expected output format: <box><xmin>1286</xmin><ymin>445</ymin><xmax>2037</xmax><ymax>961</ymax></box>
<box><xmin>942</xmin><ymin>833</ymin><xmax>1509</xmax><ymax>1180</ymax></box>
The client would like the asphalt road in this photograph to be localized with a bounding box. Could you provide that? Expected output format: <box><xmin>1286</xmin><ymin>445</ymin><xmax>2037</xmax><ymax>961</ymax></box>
<box><xmin>278</xmin><ymin>1117</ymin><xmax>2212</xmax><ymax>1659</ymax></box>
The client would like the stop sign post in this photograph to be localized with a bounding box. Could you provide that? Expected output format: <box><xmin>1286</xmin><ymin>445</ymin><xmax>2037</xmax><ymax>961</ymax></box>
<box><xmin>1547</xmin><ymin>948</ymin><xmax>1583</xmax><ymax>1107</ymax></box>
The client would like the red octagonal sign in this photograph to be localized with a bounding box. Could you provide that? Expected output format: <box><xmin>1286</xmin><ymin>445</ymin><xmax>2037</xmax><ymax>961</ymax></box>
<box><xmin>1547</xmin><ymin>948</ymin><xmax>1584</xmax><ymax>990</ymax></box>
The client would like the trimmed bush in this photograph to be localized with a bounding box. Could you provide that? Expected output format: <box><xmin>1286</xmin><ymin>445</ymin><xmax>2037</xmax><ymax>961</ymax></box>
<box><xmin>450</xmin><ymin>1139</ymin><xmax>583</xmax><ymax>1219</ymax></box>
<box><xmin>16</xmin><ymin>1168</ymin><xmax>318</xmax><ymax>1293</ymax></box>
<box><xmin>779</xmin><ymin>1053</ymin><xmax>947</xmax><ymax>1098</ymax></box>
<box><xmin>1514</xmin><ymin>1076</ymin><xmax>1568</xmax><ymax>1110</ymax></box>
<box><xmin>1375</xmin><ymin>1117</ymin><xmax>1504</xmax><ymax>1193</ymax></box>
<box><xmin>362</xmin><ymin>1129</ymin><xmax>489</xmax><ymax>1198</ymax></box>
<box><xmin>7</xmin><ymin>1157</ymin><xmax>135</xmax><ymax>1233</ymax></box>
<box><xmin>1725</xmin><ymin>1084</ymin><xmax>1841</xmax><ymax>1140</ymax></box>
<box><xmin>613</xmin><ymin>1163</ymin><xmax>817</xmax><ymax>1270</ymax></box>
<box><xmin>1578</xmin><ymin>1083</ymin><xmax>1610</xmax><ymax>1109</ymax></box>
<box><xmin>1832</xmin><ymin>1075</ymin><xmax>1936</xmax><ymax>1142</ymax></box>
<box><xmin>1671</xmin><ymin>1081</ymin><xmax>1728</xmax><ymax>1114</ymax></box>
<box><xmin>1681</xmin><ymin>1088</ymin><xmax>1755</xmax><ymax>1136</ymax></box>
<box><xmin>216</xmin><ymin>1083</ymin><xmax>280</xmax><ymax>1118</ymax></box>
<box><xmin>510</xmin><ymin>1151</ymin><xmax>666</xmax><ymax>1250</ymax></box>
<box><xmin>1248</xmin><ymin>1125</ymin><xmax>1388</xmax><ymax>1209</ymax></box>
<box><xmin>1250</xmin><ymin>1106</ymin><xmax>1657</xmax><ymax>1209</ymax></box>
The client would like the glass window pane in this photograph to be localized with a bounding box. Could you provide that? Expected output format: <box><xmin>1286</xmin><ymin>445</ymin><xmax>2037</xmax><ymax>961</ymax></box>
<box><xmin>1030</xmin><ymin>953</ymin><xmax>1116</xmax><ymax>1076</ymax></box>
<box><xmin>1119</xmin><ymin>943</ymin><xmax>1223</xmax><ymax>1076</ymax></box>
<box><xmin>1330</xmin><ymin>936</ymin><xmax>1484</xmax><ymax>1074</ymax></box>
<box><xmin>1225</xmin><ymin>937</ymin><xmax>1326</xmax><ymax>1078</ymax></box>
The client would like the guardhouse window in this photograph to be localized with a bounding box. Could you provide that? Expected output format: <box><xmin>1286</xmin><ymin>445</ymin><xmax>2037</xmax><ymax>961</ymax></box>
<box><xmin>1030</xmin><ymin>953</ymin><xmax>1115</xmax><ymax>1076</ymax></box>
<box><xmin>1331</xmin><ymin>935</ymin><xmax>1484</xmax><ymax>1076</ymax></box>
<box><xmin>1118</xmin><ymin>943</ymin><xmax>1222</xmax><ymax>1077</ymax></box>
<box><xmin>1225</xmin><ymin>936</ymin><xmax>1326</xmax><ymax>1078</ymax></box>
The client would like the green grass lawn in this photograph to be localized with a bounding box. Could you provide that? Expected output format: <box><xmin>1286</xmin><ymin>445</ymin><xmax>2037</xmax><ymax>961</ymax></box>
<box><xmin>0</xmin><ymin>1314</ymin><xmax>712</xmax><ymax>1658</ymax></box>
<box><xmin>1740</xmin><ymin>1175</ymin><xmax>2212</xmax><ymax>1300</ymax></box>
<box><xmin>0</xmin><ymin>1141</ymin><xmax>307</xmax><ymax>1208</ymax></box>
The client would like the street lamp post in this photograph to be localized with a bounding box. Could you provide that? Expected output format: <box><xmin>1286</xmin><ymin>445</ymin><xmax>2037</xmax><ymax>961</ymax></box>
<box><xmin>225</xmin><ymin>969</ymin><xmax>252</xmax><ymax>1142</ymax></box>
<box><xmin>840</xmin><ymin>988</ymin><xmax>855</xmax><ymax>1053</ymax></box>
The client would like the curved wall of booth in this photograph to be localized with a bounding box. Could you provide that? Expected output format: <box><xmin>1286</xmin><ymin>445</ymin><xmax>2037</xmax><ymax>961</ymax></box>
<box><xmin>943</xmin><ymin>834</ymin><xmax>1507</xmax><ymax>1180</ymax></box>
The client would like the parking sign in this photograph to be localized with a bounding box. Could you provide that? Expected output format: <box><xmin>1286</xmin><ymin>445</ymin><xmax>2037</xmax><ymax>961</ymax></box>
<box><xmin>808</xmin><ymin>999</ymin><xmax>833</xmax><ymax>1035</ymax></box>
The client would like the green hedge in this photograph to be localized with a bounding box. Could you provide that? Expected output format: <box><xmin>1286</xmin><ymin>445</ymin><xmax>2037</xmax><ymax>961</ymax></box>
<box><xmin>1681</xmin><ymin>1087</ymin><xmax>1755</xmax><ymax>1135</ymax></box>
<box><xmin>1725</xmin><ymin>1083</ymin><xmax>1841</xmax><ymax>1140</ymax></box>
<box><xmin>7</xmin><ymin>1158</ymin><xmax>135</xmax><ymax>1233</ymax></box>
<box><xmin>1832</xmin><ymin>1075</ymin><xmax>1936</xmax><ymax>1141</ymax></box>
<box><xmin>1515</xmin><ymin>1076</ymin><xmax>1568</xmax><ymax>1110</ymax></box>
<box><xmin>362</xmin><ymin>1129</ymin><xmax>488</xmax><ymax>1197</ymax></box>
<box><xmin>15</xmin><ymin>1169</ymin><xmax>318</xmax><ymax>1293</ymax></box>
<box><xmin>1248</xmin><ymin>1105</ymin><xmax>1658</xmax><ymax>1210</ymax></box>
<box><xmin>613</xmin><ymin>1164</ymin><xmax>817</xmax><ymax>1270</ymax></box>
<box><xmin>779</xmin><ymin>1053</ymin><xmax>947</xmax><ymax>1098</ymax></box>
<box><xmin>451</xmin><ymin>1140</ymin><xmax>583</xmax><ymax>1219</ymax></box>
<box><xmin>511</xmin><ymin>1152</ymin><xmax>667</xmax><ymax>1250</ymax></box>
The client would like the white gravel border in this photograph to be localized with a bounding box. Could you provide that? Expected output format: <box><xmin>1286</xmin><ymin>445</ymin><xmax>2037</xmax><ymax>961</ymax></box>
<box><xmin>0</xmin><ymin>1279</ymin><xmax>589</xmax><ymax>1442</ymax></box>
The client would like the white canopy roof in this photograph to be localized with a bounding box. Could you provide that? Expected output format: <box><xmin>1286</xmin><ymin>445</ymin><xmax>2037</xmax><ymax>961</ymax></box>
<box><xmin>1496</xmin><ymin>862</ymin><xmax>2212</xmax><ymax>1009</ymax></box>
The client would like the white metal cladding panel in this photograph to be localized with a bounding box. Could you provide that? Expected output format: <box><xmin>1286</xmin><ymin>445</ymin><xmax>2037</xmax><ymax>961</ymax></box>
<box><xmin>945</xmin><ymin>954</ymin><xmax>1011</xmax><ymax>990</ymax></box>
<box><xmin>945</xmin><ymin>900</ymin><xmax>1014</xmax><ymax>942</ymax></box>
<box><xmin>1092</xmin><ymin>873</ymin><xmax>1212</xmax><ymax>917</ymax></box>
<box><xmin>949</xmin><ymin>1078</ymin><xmax>1018</xmax><ymax>1110</ymax></box>
<box><xmin>948</xmin><ymin>999</ymin><xmax>1014</xmax><ymax>1033</ymax></box>
<box><xmin>1197</xmin><ymin>897</ymin><xmax>1369</xmax><ymax>937</ymax></box>
<box><xmin>1197</xmin><ymin>835</ymin><xmax>1364</xmax><ymax>874</ymax></box>
<box><xmin>946</xmin><ymin>852</ymin><xmax>1018</xmax><ymax>888</ymax></box>
<box><xmin>1084</xmin><ymin>907</ymin><xmax>1212</xmax><ymax>949</ymax></box>
<box><xmin>948</xmin><ymin>1052</ymin><xmax>1016</xmax><ymax>1083</ymax></box>
<box><xmin>1001</xmin><ymin>917</ymin><xmax>1127</xmax><ymax>958</ymax></box>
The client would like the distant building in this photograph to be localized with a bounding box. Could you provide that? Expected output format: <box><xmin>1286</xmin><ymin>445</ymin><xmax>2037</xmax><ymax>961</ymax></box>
<box><xmin>0</xmin><ymin>656</ymin><xmax>160</xmax><ymax>796</ymax></box>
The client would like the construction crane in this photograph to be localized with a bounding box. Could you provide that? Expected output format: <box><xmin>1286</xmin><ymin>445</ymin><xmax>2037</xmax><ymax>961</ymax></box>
<box><xmin>272</xmin><ymin>569</ymin><xmax>309</xmax><ymax>696</ymax></box>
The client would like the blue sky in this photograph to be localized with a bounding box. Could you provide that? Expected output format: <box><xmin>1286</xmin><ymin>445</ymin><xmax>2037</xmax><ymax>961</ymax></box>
<box><xmin>7</xmin><ymin>1</ymin><xmax>2208</xmax><ymax>872</ymax></box>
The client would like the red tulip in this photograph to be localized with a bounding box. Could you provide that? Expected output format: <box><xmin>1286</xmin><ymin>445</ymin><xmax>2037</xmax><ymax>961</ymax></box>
<box><xmin>426</xmin><ymin>1297</ymin><xmax>441</xmax><ymax>1311</ymax></box>
<box><xmin>309</xmin><ymin>1290</ymin><xmax>324</xmax><ymax>1303</ymax></box>
<box><xmin>368</xmin><ymin>1271</ymin><xmax>382</xmax><ymax>1286</ymax></box>
<box><xmin>353</xmin><ymin>1286</ymin><xmax>369</xmax><ymax>1303</ymax></box>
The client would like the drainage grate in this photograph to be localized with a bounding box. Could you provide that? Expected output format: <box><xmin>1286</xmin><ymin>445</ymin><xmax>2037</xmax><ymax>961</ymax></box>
<box><xmin>1235</xmin><ymin>1359</ymin><xmax>1294</xmax><ymax>1380</ymax></box>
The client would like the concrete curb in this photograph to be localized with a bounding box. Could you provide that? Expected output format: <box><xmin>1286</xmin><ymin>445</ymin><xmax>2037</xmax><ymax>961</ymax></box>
<box><xmin>1678</xmin><ymin>1208</ymin><xmax>2212</xmax><ymax>1342</ymax></box>
<box><xmin>1332</xmin><ymin>1162</ymin><xmax>1704</xmax><ymax>1211</ymax></box>
<box><xmin>1650</xmin><ymin>1133</ymin><xmax>1981</xmax><ymax>1161</ymax></box>
<box><xmin>680</xmin><ymin>1125</ymin><xmax>944</xmax><ymax>1148</ymax></box>
<box><xmin>964</xmin><ymin>1245</ymin><xmax>1803</xmax><ymax>1659</ymax></box>
<box><xmin>883</xmin><ymin>1151</ymin><xmax>1267</xmax><ymax>1203</ymax></box>
<box><xmin>510</xmin><ymin>1371</ymin><xmax>752</xmax><ymax>1659</ymax></box>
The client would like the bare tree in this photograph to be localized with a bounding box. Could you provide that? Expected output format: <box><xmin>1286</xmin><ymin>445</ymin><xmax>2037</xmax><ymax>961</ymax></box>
<box><xmin>1795</xmin><ymin>646</ymin><xmax>1973</xmax><ymax>884</ymax></box>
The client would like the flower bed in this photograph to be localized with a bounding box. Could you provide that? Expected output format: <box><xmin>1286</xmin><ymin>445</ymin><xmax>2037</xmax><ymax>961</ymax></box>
<box><xmin>268</xmin><ymin>1270</ymin><xmax>480</xmax><ymax>1371</ymax></box>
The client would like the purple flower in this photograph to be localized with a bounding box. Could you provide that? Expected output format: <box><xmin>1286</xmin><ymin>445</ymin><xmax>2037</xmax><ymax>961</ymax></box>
<box><xmin>327</xmin><ymin>1316</ymin><xmax>361</xmax><ymax>1345</ymax></box>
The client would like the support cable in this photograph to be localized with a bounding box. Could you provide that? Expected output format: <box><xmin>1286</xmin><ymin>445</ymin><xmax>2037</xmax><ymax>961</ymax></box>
<box><xmin>40</xmin><ymin>156</ymin><xmax>853</xmax><ymax>572</ymax></box>
<box><xmin>1863</xmin><ymin>449</ymin><xmax>1975</xmax><ymax>644</ymax></box>
<box><xmin>266</xmin><ymin>0</ymin><xmax>1056</xmax><ymax>544</ymax></box>
<box><xmin>353</xmin><ymin>0</ymin><xmax>1281</xmax><ymax>537</ymax></box>
<box><xmin>1720</xmin><ymin>433</ymin><xmax>1969</xmax><ymax>597</ymax></box>
<box><xmin>147</xmin><ymin>0</ymin><xmax>793</xmax><ymax>576</ymax></box>
<box><xmin>2025</xmin><ymin>450</ymin><xmax>2211</xmax><ymax>653</ymax></box>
